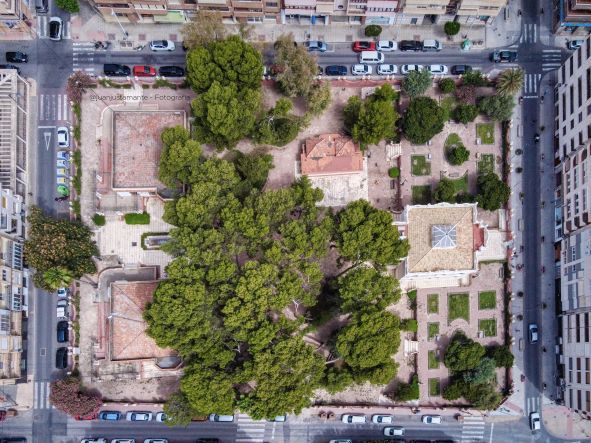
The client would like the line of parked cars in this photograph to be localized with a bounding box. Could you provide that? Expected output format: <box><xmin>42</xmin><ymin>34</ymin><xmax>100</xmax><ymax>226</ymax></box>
<box><xmin>82</xmin><ymin>440</ymin><xmax>218</xmax><ymax>443</ymax></box>
<box><xmin>103</xmin><ymin>64</ymin><xmax>185</xmax><ymax>78</ymax></box>
<box><xmin>56</xmin><ymin>286</ymin><xmax>70</xmax><ymax>369</ymax></box>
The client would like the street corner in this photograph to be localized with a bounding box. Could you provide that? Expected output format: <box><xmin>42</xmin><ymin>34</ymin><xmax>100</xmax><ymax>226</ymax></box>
<box><xmin>542</xmin><ymin>403</ymin><xmax>591</xmax><ymax>440</ymax></box>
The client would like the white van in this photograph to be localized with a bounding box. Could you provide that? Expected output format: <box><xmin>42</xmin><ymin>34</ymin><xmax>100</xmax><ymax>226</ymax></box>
<box><xmin>422</xmin><ymin>39</ymin><xmax>443</xmax><ymax>52</ymax></box>
<box><xmin>208</xmin><ymin>413</ymin><xmax>234</xmax><ymax>422</ymax></box>
<box><xmin>359</xmin><ymin>51</ymin><xmax>384</xmax><ymax>64</ymax></box>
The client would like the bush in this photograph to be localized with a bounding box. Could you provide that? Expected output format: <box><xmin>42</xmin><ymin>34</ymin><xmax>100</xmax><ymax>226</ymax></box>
<box><xmin>487</xmin><ymin>344</ymin><xmax>514</xmax><ymax>368</ymax></box>
<box><xmin>388</xmin><ymin>167</ymin><xmax>400</xmax><ymax>178</ymax></box>
<box><xmin>444</xmin><ymin>21</ymin><xmax>460</xmax><ymax>36</ymax></box>
<box><xmin>407</xmin><ymin>289</ymin><xmax>417</xmax><ymax>310</ymax></box>
<box><xmin>124</xmin><ymin>212</ymin><xmax>150</xmax><ymax>225</ymax></box>
<box><xmin>401</xmin><ymin>318</ymin><xmax>418</xmax><ymax>332</ymax></box>
<box><xmin>462</xmin><ymin>71</ymin><xmax>488</xmax><ymax>87</ymax></box>
<box><xmin>364</xmin><ymin>25</ymin><xmax>382</xmax><ymax>37</ymax></box>
<box><xmin>56</xmin><ymin>0</ymin><xmax>79</xmax><ymax>13</ymax></box>
<box><xmin>92</xmin><ymin>214</ymin><xmax>106</xmax><ymax>226</ymax></box>
<box><xmin>439</xmin><ymin>78</ymin><xmax>456</xmax><ymax>94</ymax></box>
<box><xmin>478</xmin><ymin>95</ymin><xmax>516</xmax><ymax>121</ymax></box>
<box><xmin>433</xmin><ymin>178</ymin><xmax>455</xmax><ymax>203</ymax></box>
<box><xmin>447</xmin><ymin>145</ymin><xmax>470</xmax><ymax>165</ymax></box>
<box><xmin>453</xmin><ymin>104</ymin><xmax>478</xmax><ymax>124</ymax></box>
<box><xmin>395</xmin><ymin>374</ymin><xmax>419</xmax><ymax>401</ymax></box>
<box><xmin>323</xmin><ymin>367</ymin><xmax>355</xmax><ymax>394</ymax></box>
<box><xmin>73</xmin><ymin>126</ymin><xmax>81</xmax><ymax>144</ymax></box>
<box><xmin>49</xmin><ymin>376</ymin><xmax>101</xmax><ymax>417</ymax></box>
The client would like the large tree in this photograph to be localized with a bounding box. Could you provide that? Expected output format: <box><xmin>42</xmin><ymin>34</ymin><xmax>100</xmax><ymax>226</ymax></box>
<box><xmin>496</xmin><ymin>68</ymin><xmax>525</xmax><ymax>96</ymax></box>
<box><xmin>478</xmin><ymin>95</ymin><xmax>516</xmax><ymax>121</ymax></box>
<box><xmin>42</xmin><ymin>267</ymin><xmax>74</xmax><ymax>292</ymax></box>
<box><xmin>25</xmin><ymin>206</ymin><xmax>97</xmax><ymax>290</ymax></box>
<box><xmin>181</xmin><ymin>11</ymin><xmax>227</xmax><ymax>50</ymax></box>
<box><xmin>338</xmin><ymin>266</ymin><xmax>400</xmax><ymax>312</ymax></box>
<box><xmin>159</xmin><ymin>126</ymin><xmax>203</xmax><ymax>188</ymax></box>
<box><xmin>274</xmin><ymin>34</ymin><xmax>319</xmax><ymax>98</ymax></box>
<box><xmin>49</xmin><ymin>376</ymin><xmax>102</xmax><ymax>417</ymax></box>
<box><xmin>336</xmin><ymin>199</ymin><xmax>409</xmax><ymax>269</ymax></box>
<box><xmin>476</xmin><ymin>172</ymin><xmax>510</xmax><ymax>211</ymax></box>
<box><xmin>433</xmin><ymin>178</ymin><xmax>456</xmax><ymax>203</ymax></box>
<box><xmin>443</xmin><ymin>332</ymin><xmax>486</xmax><ymax>372</ymax></box>
<box><xmin>402</xmin><ymin>96</ymin><xmax>446</xmax><ymax>144</ymax></box>
<box><xmin>402</xmin><ymin>69</ymin><xmax>432</xmax><ymax>98</ymax></box>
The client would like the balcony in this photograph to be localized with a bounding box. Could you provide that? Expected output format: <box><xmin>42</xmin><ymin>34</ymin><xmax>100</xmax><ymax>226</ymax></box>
<box><xmin>232</xmin><ymin>7</ymin><xmax>263</xmax><ymax>15</ymax></box>
<box><xmin>231</xmin><ymin>0</ymin><xmax>262</xmax><ymax>7</ymax></box>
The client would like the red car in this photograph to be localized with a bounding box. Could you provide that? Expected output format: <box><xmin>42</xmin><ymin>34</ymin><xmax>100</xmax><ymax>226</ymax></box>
<box><xmin>352</xmin><ymin>41</ymin><xmax>376</xmax><ymax>52</ymax></box>
<box><xmin>133</xmin><ymin>65</ymin><xmax>156</xmax><ymax>77</ymax></box>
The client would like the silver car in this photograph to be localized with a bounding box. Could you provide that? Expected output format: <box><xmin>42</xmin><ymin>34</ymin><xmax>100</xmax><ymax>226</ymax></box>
<box><xmin>149</xmin><ymin>40</ymin><xmax>175</xmax><ymax>51</ymax></box>
<box><xmin>401</xmin><ymin>64</ymin><xmax>424</xmax><ymax>75</ymax></box>
<box><xmin>351</xmin><ymin>64</ymin><xmax>372</xmax><ymax>75</ymax></box>
<box><xmin>57</xmin><ymin>127</ymin><xmax>69</xmax><ymax>148</ymax></box>
<box><xmin>126</xmin><ymin>411</ymin><xmax>153</xmax><ymax>421</ymax></box>
<box><xmin>377</xmin><ymin>64</ymin><xmax>397</xmax><ymax>75</ymax></box>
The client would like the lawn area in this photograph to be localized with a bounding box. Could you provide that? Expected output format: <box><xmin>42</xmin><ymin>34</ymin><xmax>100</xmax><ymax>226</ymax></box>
<box><xmin>411</xmin><ymin>155</ymin><xmax>431</xmax><ymax>176</ymax></box>
<box><xmin>478</xmin><ymin>291</ymin><xmax>497</xmax><ymax>310</ymax></box>
<box><xmin>428</xmin><ymin>350</ymin><xmax>439</xmax><ymax>369</ymax></box>
<box><xmin>477</xmin><ymin>123</ymin><xmax>495</xmax><ymax>144</ymax></box>
<box><xmin>428</xmin><ymin>322</ymin><xmax>439</xmax><ymax>340</ymax></box>
<box><xmin>427</xmin><ymin>294</ymin><xmax>439</xmax><ymax>314</ymax></box>
<box><xmin>479</xmin><ymin>318</ymin><xmax>497</xmax><ymax>337</ymax></box>
<box><xmin>448</xmin><ymin>293</ymin><xmax>470</xmax><ymax>324</ymax></box>
<box><xmin>412</xmin><ymin>185</ymin><xmax>432</xmax><ymax>204</ymax></box>
<box><xmin>477</xmin><ymin>154</ymin><xmax>495</xmax><ymax>175</ymax></box>
<box><xmin>428</xmin><ymin>378</ymin><xmax>441</xmax><ymax>396</ymax></box>
<box><xmin>440</xmin><ymin>96</ymin><xmax>457</xmax><ymax>121</ymax></box>
<box><xmin>448</xmin><ymin>173</ymin><xmax>468</xmax><ymax>194</ymax></box>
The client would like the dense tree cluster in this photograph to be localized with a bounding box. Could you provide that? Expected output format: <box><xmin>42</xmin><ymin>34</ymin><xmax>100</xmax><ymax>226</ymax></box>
<box><xmin>146</xmin><ymin>130</ymin><xmax>409</xmax><ymax>420</ymax></box>
<box><xmin>49</xmin><ymin>376</ymin><xmax>102</xmax><ymax>417</ymax></box>
<box><xmin>253</xmin><ymin>98</ymin><xmax>302</xmax><ymax>147</ymax></box>
<box><xmin>402</xmin><ymin>96</ymin><xmax>446</xmax><ymax>144</ymax></box>
<box><xmin>25</xmin><ymin>206</ymin><xmax>98</xmax><ymax>290</ymax></box>
<box><xmin>476</xmin><ymin>172</ymin><xmax>510</xmax><ymax>211</ymax></box>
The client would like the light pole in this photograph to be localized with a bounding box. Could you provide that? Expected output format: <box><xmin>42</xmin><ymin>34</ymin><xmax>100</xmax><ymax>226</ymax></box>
<box><xmin>111</xmin><ymin>8</ymin><xmax>129</xmax><ymax>40</ymax></box>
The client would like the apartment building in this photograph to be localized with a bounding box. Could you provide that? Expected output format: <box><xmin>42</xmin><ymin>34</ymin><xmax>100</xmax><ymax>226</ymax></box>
<box><xmin>555</xmin><ymin>0</ymin><xmax>591</xmax><ymax>34</ymax></box>
<box><xmin>0</xmin><ymin>0</ymin><xmax>34</xmax><ymax>38</ymax></box>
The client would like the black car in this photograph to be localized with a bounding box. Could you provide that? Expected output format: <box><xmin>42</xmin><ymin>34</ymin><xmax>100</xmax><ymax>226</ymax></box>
<box><xmin>451</xmin><ymin>64</ymin><xmax>472</xmax><ymax>75</ymax></box>
<box><xmin>0</xmin><ymin>438</ymin><xmax>27</xmax><ymax>443</ymax></box>
<box><xmin>0</xmin><ymin>64</ymin><xmax>20</xmax><ymax>74</ymax></box>
<box><xmin>399</xmin><ymin>40</ymin><xmax>422</xmax><ymax>51</ymax></box>
<box><xmin>158</xmin><ymin>65</ymin><xmax>185</xmax><ymax>77</ymax></box>
<box><xmin>57</xmin><ymin>321</ymin><xmax>68</xmax><ymax>343</ymax></box>
<box><xmin>55</xmin><ymin>347</ymin><xmax>68</xmax><ymax>369</ymax></box>
<box><xmin>103</xmin><ymin>63</ymin><xmax>131</xmax><ymax>76</ymax></box>
<box><xmin>491</xmin><ymin>50</ymin><xmax>518</xmax><ymax>63</ymax></box>
<box><xmin>324</xmin><ymin>65</ymin><xmax>347</xmax><ymax>76</ymax></box>
<box><xmin>35</xmin><ymin>0</ymin><xmax>48</xmax><ymax>13</ymax></box>
<box><xmin>196</xmin><ymin>440</ymin><xmax>220</xmax><ymax>443</ymax></box>
<box><xmin>48</xmin><ymin>17</ymin><xmax>62</xmax><ymax>41</ymax></box>
<box><xmin>5</xmin><ymin>52</ymin><xmax>27</xmax><ymax>63</ymax></box>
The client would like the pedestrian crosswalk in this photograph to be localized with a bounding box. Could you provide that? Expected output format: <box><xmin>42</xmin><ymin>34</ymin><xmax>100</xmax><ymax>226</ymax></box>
<box><xmin>523</xmin><ymin>73</ymin><xmax>542</xmax><ymax>95</ymax></box>
<box><xmin>460</xmin><ymin>416</ymin><xmax>486</xmax><ymax>443</ymax></box>
<box><xmin>72</xmin><ymin>42</ymin><xmax>96</xmax><ymax>74</ymax></box>
<box><xmin>541</xmin><ymin>48</ymin><xmax>563</xmax><ymax>72</ymax></box>
<box><xmin>235</xmin><ymin>413</ymin><xmax>266</xmax><ymax>442</ymax></box>
<box><xmin>520</xmin><ymin>24</ymin><xmax>538</xmax><ymax>43</ymax></box>
<box><xmin>526</xmin><ymin>396</ymin><xmax>541</xmax><ymax>415</ymax></box>
<box><xmin>39</xmin><ymin>93</ymin><xmax>70</xmax><ymax>122</ymax></box>
<box><xmin>36</xmin><ymin>16</ymin><xmax>70</xmax><ymax>39</ymax></box>
<box><xmin>34</xmin><ymin>381</ymin><xmax>52</xmax><ymax>410</ymax></box>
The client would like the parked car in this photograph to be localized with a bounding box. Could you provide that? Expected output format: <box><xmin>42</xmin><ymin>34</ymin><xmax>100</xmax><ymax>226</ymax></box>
<box><xmin>56</xmin><ymin>177</ymin><xmax>69</xmax><ymax>186</ymax></box>
<box><xmin>0</xmin><ymin>64</ymin><xmax>20</xmax><ymax>74</ymax></box>
<box><xmin>133</xmin><ymin>65</ymin><xmax>156</xmax><ymax>77</ymax></box>
<box><xmin>56</xmin><ymin>159</ymin><xmax>69</xmax><ymax>169</ymax></box>
<box><xmin>399</xmin><ymin>40</ymin><xmax>422</xmax><ymax>51</ymax></box>
<box><xmin>55</xmin><ymin>347</ymin><xmax>68</xmax><ymax>369</ymax></box>
<box><xmin>328</xmin><ymin>441</ymin><xmax>352</xmax><ymax>443</ymax></box>
<box><xmin>48</xmin><ymin>17</ymin><xmax>62</xmax><ymax>41</ymax></box>
<box><xmin>57</xmin><ymin>321</ymin><xmax>68</xmax><ymax>343</ymax></box>
<box><xmin>491</xmin><ymin>50</ymin><xmax>517</xmax><ymax>63</ymax></box>
<box><xmin>74</xmin><ymin>412</ymin><xmax>98</xmax><ymax>421</ymax></box>
<box><xmin>57</xmin><ymin>299</ymin><xmax>68</xmax><ymax>318</ymax></box>
<box><xmin>103</xmin><ymin>64</ymin><xmax>130</xmax><ymax>77</ymax></box>
<box><xmin>341</xmin><ymin>414</ymin><xmax>366</xmax><ymax>424</ymax></box>
<box><xmin>57</xmin><ymin>127</ymin><xmax>70</xmax><ymax>148</ymax></box>
<box><xmin>529</xmin><ymin>323</ymin><xmax>539</xmax><ymax>343</ymax></box>
<box><xmin>6</xmin><ymin>52</ymin><xmax>28</xmax><ymax>63</ymax></box>
<box><xmin>352</xmin><ymin>41</ymin><xmax>376</xmax><ymax>52</ymax></box>
<box><xmin>57</xmin><ymin>151</ymin><xmax>70</xmax><ymax>161</ymax></box>
<box><xmin>110</xmin><ymin>440</ymin><xmax>135</xmax><ymax>443</ymax></box>
<box><xmin>195</xmin><ymin>440</ymin><xmax>220</xmax><ymax>443</ymax></box>
<box><xmin>98</xmin><ymin>411</ymin><xmax>122</xmax><ymax>421</ymax></box>
<box><xmin>567</xmin><ymin>39</ymin><xmax>584</xmax><ymax>50</ymax></box>
<box><xmin>371</xmin><ymin>414</ymin><xmax>393</xmax><ymax>424</ymax></box>
<box><xmin>0</xmin><ymin>439</ymin><xmax>27</xmax><ymax>443</ymax></box>
<box><xmin>126</xmin><ymin>412</ymin><xmax>153</xmax><ymax>421</ymax></box>
<box><xmin>304</xmin><ymin>40</ymin><xmax>327</xmax><ymax>52</ymax></box>
<box><xmin>401</xmin><ymin>64</ymin><xmax>424</xmax><ymax>75</ymax></box>
<box><xmin>377</xmin><ymin>64</ymin><xmax>397</xmax><ymax>75</ymax></box>
<box><xmin>428</xmin><ymin>64</ymin><xmax>448</xmax><ymax>75</ymax></box>
<box><xmin>324</xmin><ymin>65</ymin><xmax>347</xmax><ymax>76</ymax></box>
<box><xmin>143</xmin><ymin>440</ymin><xmax>167</xmax><ymax>443</ymax></box>
<box><xmin>81</xmin><ymin>439</ymin><xmax>107</xmax><ymax>443</ymax></box>
<box><xmin>351</xmin><ymin>64</ymin><xmax>372</xmax><ymax>75</ymax></box>
<box><xmin>451</xmin><ymin>64</ymin><xmax>472</xmax><ymax>75</ymax></box>
<box><xmin>377</xmin><ymin>40</ymin><xmax>397</xmax><ymax>51</ymax></box>
<box><xmin>149</xmin><ymin>40</ymin><xmax>175</xmax><ymax>51</ymax></box>
<box><xmin>208</xmin><ymin>414</ymin><xmax>234</xmax><ymax>422</ymax></box>
<box><xmin>422</xmin><ymin>415</ymin><xmax>442</xmax><ymax>424</ymax></box>
<box><xmin>384</xmin><ymin>426</ymin><xmax>405</xmax><ymax>436</ymax></box>
<box><xmin>155</xmin><ymin>412</ymin><xmax>167</xmax><ymax>422</ymax></box>
<box><xmin>57</xmin><ymin>287</ymin><xmax>68</xmax><ymax>297</ymax></box>
<box><xmin>529</xmin><ymin>411</ymin><xmax>541</xmax><ymax>430</ymax></box>
<box><xmin>158</xmin><ymin>66</ymin><xmax>185</xmax><ymax>77</ymax></box>
<box><xmin>56</xmin><ymin>167</ymin><xmax>68</xmax><ymax>177</ymax></box>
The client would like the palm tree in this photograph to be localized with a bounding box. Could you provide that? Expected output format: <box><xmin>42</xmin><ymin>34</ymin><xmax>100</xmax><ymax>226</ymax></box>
<box><xmin>496</xmin><ymin>68</ymin><xmax>525</xmax><ymax>96</ymax></box>
<box><xmin>43</xmin><ymin>267</ymin><xmax>74</xmax><ymax>291</ymax></box>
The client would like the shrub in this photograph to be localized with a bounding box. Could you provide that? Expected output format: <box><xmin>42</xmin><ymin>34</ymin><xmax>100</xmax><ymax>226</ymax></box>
<box><xmin>395</xmin><ymin>374</ymin><xmax>420</xmax><ymax>401</ymax></box>
<box><xmin>401</xmin><ymin>318</ymin><xmax>418</xmax><ymax>332</ymax></box>
<box><xmin>453</xmin><ymin>104</ymin><xmax>478</xmax><ymax>124</ymax></box>
<box><xmin>364</xmin><ymin>25</ymin><xmax>382</xmax><ymax>37</ymax></box>
<box><xmin>49</xmin><ymin>376</ymin><xmax>102</xmax><ymax>417</ymax></box>
<box><xmin>439</xmin><ymin>78</ymin><xmax>456</xmax><ymax>94</ymax></box>
<box><xmin>462</xmin><ymin>71</ymin><xmax>488</xmax><ymax>87</ymax></box>
<box><xmin>444</xmin><ymin>21</ymin><xmax>460</xmax><ymax>36</ymax></box>
<box><xmin>73</xmin><ymin>126</ymin><xmax>81</xmax><ymax>144</ymax></box>
<box><xmin>92</xmin><ymin>214</ymin><xmax>106</xmax><ymax>226</ymax></box>
<box><xmin>478</xmin><ymin>95</ymin><xmax>516</xmax><ymax>121</ymax></box>
<box><xmin>388</xmin><ymin>167</ymin><xmax>400</xmax><ymax>178</ymax></box>
<box><xmin>433</xmin><ymin>178</ymin><xmax>455</xmax><ymax>203</ymax></box>
<box><xmin>487</xmin><ymin>344</ymin><xmax>514</xmax><ymax>368</ymax></box>
<box><xmin>407</xmin><ymin>289</ymin><xmax>417</xmax><ymax>310</ymax></box>
<box><xmin>56</xmin><ymin>0</ymin><xmax>79</xmax><ymax>13</ymax></box>
<box><xmin>124</xmin><ymin>212</ymin><xmax>151</xmax><ymax>225</ymax></box>
<box><xmin>447</xmin><ymin>145</ymin><xmax>470</xmax><ymax>165</ymax></box>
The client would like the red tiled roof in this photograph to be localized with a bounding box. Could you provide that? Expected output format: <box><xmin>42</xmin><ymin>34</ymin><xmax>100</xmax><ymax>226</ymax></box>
<box><xmin>300</xmin><ymin>133</ymin><xmax>364</xmax><ymax>175</ymax></box>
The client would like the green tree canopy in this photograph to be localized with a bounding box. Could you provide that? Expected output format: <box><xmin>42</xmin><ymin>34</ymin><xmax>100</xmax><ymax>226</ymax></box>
<box><xmin>191</xmin><ymin>81</ymin><xmax>261</xmax><ymax>149</ymax></box>
<box><xmin>56</xmin><ymin>0</ymin><xmax>79</xmax><ymax>12</ymax></box>
<box><xmin>402</xmin><ymin>69</ymin><xmax>432</xmax><ymax>98</ymax></box>
<box><xmin>462</xmin><ymin>71</ymin><xmax>488</xmax><ymax>87</ymax></box>
<box><xmin>25</xmin><ymin>206</ymin><xmax>97</xmax><ymax>290</ymax></box>
<box><xmin>478</xmin><ymin>95</ymin><xmax>515</xmax><ymax>121</ymax></box>
<box><xmin>306</xmin><ymin>81</ymin><xmax>331</xmax><ymax>116</ymax></box>
<box><xmin>433</xmin><ymin>178</ymin><xmax>456</xmax><ymax>203</ymax></box>
<box><xmin>439</xmin><ymin>78</ymin><xmax>456</xmax><ymax>94</ymax></box>
<box><xmin>496</xmin><ymin>68</ymin><xmax>525</xmax><ymax>96</ymax></box>
<box><xmin>274</xmin><ymin>34</ymin><xmax>319</xmax><ymax>98</ymax></box>
<box><xmin>233</xmin><ymin>151</ymin><xmax>273</xmax><ymax>194</ymax></box>
<box><xmin>42</xmin><ymin>267</ymin><xmax>74</xmax><ymax>292</ymax></box>
<box><xmin>159</xmin><ymin>126</ymin><xmax>203</xmax><ymax>188</ymax></box>
<box><xmin>444</xmin><ymin>21</ymin><xmax>461</xmax><ymax>36</ymax></box>
<box><xmin>336</xmin><ymin>200</ymin><xmax>409</xmax><ymax>268</ymax></box>
<box><xmin>443</xmin><ymin>332</ymin><xmax>486</xmax><ymax>372</ymax></box>
<box><xmin>487</xmin><ymin>344</ymin><xmax>515</xmax><ymax>368</ymax></box>
<box><xmin>402</xmin><ymin>96</ymin><xmax>446</xmax><ymax>144</ymax></box>
<box><xmin>186</xmin><ymin>35</ymin><xmax>263</xmax><ymax>93</ymax></box>
<box><xmin>476</xmin><ymin>172</ymin><xmax>510</xmax><ymax>211</ymax></box>
<box><xmin>447</xmin><ymin>144</ymin><xmax>470</xmax><ymax>165</ymax></box>
<box><xmin>181</xmin><ymin>365</ymin><xmax>237</xmax><ymax>415</ymax></box>
<box><xmin>338</xmin><ymin>266</ymin><xmax>400</xmax><ymax>312</ymax></box>
<box><xmin>181</xmin><ymin>11</ymin><xmax>227</xmax><ymax>50</ymax></box>
<box><xmin>395</xmin><ymin>374</ymin><xmax>420</xmax><ymax>401</ymax></box>
<box><xmin>163</xmin><ymin>392</ymin><xmax>197</xmax><ymax>426</ymax></box>
<box><xmin>453</xmin><ymin>104</ymin><xmax>479</xmax><ymax>124</ymax></box>
<box><xmin>462</xmin><ymin>357</ymin><xmax>496</xmax><ymax>384</ymax></box>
